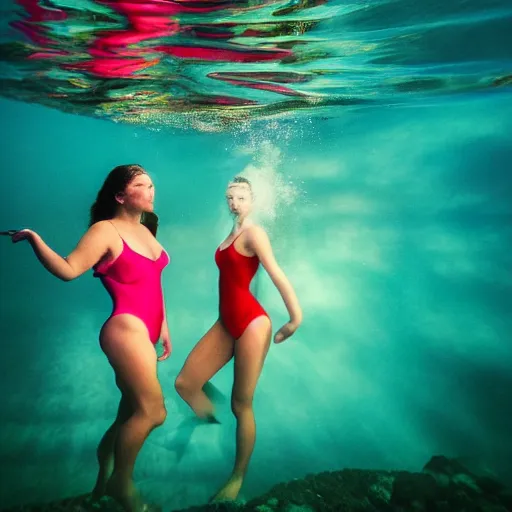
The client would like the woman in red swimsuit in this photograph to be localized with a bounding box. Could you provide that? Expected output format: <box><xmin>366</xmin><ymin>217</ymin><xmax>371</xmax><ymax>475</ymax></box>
<box><xmin>175</xmin><ymin>176</ymin><xmax>303</xmax><ymax>502</ymax></box>
<box><xmin>10</xmin><ymin>165</ymin><xmax>170</xmax><ymax>512</ymax></box>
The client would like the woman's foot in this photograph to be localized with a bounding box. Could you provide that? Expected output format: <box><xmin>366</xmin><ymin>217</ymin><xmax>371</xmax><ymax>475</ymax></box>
<box><xmin>91</xmin><ymin>466</ymin><xmax>113</xmax><ymax>502</ymax></box>
<box><xmin>199</xmin><ymin>413</ymin><xmax>221</xmax><ymax>424</ymax></box>
<box><xmin>90</xmin><ymin>484</ymin><xmax>106</xmax><ymax>502</ymax></box>
<box><xmin>105</xmin><ymin>474</ymin><xmax>155</xmax><ymax>512</ymax></box>
<box><xmin>210</xmin><ymin>474</ymin><xmax>244</xmax><ymax>502</ymax></box>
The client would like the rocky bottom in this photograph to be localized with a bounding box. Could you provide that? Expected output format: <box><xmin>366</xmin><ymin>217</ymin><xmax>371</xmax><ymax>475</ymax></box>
<box><xmin>1</xmin><ymin>456</ymin><xmax>511</xmax><ymax>512</ymax></box>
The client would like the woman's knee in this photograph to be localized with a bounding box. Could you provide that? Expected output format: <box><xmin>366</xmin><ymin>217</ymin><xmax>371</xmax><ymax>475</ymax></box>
<box><xmin>152</xmin><ymin>403</ymin><xmax>167</xmax><ymax>426</ymax></box>
<box><xmin>175</xmin><ymin>373</ymin><xmax>198</xmax><ymax>398</ymax></box>
<box><xmin>231</xmin><ymin>394</ymin><xmax>253</xmax><ymax>417</ymax></box>
<box><xmin>140</xmin><ymin>395</ymin><xmax>167</xmax><ymax>426</ymax></box>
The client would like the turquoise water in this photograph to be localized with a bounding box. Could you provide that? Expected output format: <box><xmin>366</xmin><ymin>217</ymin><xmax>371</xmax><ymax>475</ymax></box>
<box><xmin>0</xmin><ymin>1</ymin><xmax>512</xmax><ymax>511</ymax></box>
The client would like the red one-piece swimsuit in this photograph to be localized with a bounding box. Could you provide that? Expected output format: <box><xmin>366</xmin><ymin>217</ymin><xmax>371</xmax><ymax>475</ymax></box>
<box><xmin>215</xmin><ymin>232</ymin><xmax>269</xmax><ymax>339</ymax></box>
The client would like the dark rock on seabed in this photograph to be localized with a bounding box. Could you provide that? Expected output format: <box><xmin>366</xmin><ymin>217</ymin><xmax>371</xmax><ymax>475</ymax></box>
<box><xmin>1</xmin><ymin>456</ymin><xmax>511</xmax><ymax>512</ymax></box>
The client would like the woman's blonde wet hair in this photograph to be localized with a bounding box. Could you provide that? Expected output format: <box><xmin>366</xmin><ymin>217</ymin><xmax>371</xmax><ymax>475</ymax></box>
<box><xmin>229</xmin><ymin>176</ymin><xmax>254</xmax><ymax>198</ymax></box>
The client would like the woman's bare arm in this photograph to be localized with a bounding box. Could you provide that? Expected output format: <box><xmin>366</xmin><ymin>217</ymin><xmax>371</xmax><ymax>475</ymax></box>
<box><xmin>15</xmin><ymin>221</ymin><xmax>112</xmax><ymax>281</ymax></box>
<box><xmin>246</xmin><ymin>225</ymin><xmax>302</xmax><ymax>325</ymax></box>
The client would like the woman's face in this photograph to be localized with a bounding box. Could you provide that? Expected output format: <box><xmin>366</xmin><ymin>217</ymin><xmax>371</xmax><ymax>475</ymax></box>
<box><xmin>118</xmin><ymin>172</ymin><xmax>155</xmax><ymax>212</ymax></box>
<box><xmin>226</xmin><ymin>182</ymin><xmax>252</xmax><ymax>218</ymax></box>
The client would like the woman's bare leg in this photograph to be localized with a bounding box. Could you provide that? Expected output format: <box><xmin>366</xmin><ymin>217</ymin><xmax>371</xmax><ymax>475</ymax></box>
<box><xmin>211</xmin><ymin>316</ymin><xmax>271</xmax><ymax>502</ymax></box>
<box><xmin>92</xmin><ymin>392</ymin><xmax>132</xmax><ymax>500</ymax></box>
<box><xmin>100</xmin><ymin>316</ymin><xmax>166</xmax><ymax>512</ymax></box>
<box><xmin>175</xmin><ymin>320</ymin><xmax>234</xmax><ymax>419</ymax></box>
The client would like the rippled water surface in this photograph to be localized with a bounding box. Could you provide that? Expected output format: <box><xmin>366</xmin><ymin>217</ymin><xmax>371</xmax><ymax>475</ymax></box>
<box><xmin>0</xmin><ymin>0</ymin><xmax>511</xmax><ymax>130</ymax></box>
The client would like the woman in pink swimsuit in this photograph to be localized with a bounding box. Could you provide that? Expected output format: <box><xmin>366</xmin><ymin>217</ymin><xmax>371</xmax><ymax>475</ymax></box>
<box><xmin>10</xmin><ymin>164</ymin><xmax>170</xmax><ymax>512</ymax></box>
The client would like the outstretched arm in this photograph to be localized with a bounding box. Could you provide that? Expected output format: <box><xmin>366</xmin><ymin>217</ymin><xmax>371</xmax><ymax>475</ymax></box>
<box><xmin>12</xmin><ymin>221</ymin><xmax>112</xmax><ymax>282</ymax></box>
<box><xmin>247</xmin><ymin>225</ymin><xmax>302</xmax><ymax>342</ymax></box>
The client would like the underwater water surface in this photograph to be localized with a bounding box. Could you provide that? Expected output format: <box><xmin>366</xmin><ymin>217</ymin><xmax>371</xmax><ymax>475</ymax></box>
<box><xmin>0</xmin><ymin>1</ymin><xmax>511</xmax><ymax>511</ymax></box>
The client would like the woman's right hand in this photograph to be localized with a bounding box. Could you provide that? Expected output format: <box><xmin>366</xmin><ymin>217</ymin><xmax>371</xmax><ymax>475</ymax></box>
<box><xmin>11</xmin><ymin>229</ymin><xmax>35</xmax><ymax>244</ymax></box>
<box><xmin>274</xmin><ymin>320</ymin><xmax>300</xmax><ymax>344</ymax></box>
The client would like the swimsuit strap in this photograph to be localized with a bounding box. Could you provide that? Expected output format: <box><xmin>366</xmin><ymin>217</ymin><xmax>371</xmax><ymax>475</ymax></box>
<box><xmin>219</xmin><ymin>230</ymin><xmax>245</xmax><ymax>252</ymax></box>
<box><xmin>232</xmin><ymin>229</ymin><xmax>245</xmax><ymax>244</ymax></box>
<box><xmin>224</xmin><ymin>230</ymin><xmax>245</xmax><ymax>252</ymax></box>
<box><xmin>108</xmin><ymin>220</ymin><xmax>124</xmax><ymax>241</ymax></box>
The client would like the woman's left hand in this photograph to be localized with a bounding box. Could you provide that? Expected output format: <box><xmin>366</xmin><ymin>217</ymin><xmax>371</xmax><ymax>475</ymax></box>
<box><xmin>11</xmin><ymin>229</ymin><xmax>35</xmax><ymax>244</ymax></box>
<box><xmin>158</xmin><ymin>331</ymin><xmax>172</xmax><ymax>361</ymax></box>
<box><xmin>274</xmin><ymin>320</ymin><xmax>300</xmax><ymax>344</ymax></box>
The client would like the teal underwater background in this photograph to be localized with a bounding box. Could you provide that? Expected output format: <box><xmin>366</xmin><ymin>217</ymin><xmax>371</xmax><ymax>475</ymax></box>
<box><xmin>0</xmin><ymin>91</ymin><xmax>512</xmax><ymax>511</ymax></box>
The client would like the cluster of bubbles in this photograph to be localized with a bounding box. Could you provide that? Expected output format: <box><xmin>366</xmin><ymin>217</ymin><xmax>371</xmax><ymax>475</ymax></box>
<box><xmin>238</xmin><ymin>141</ymin><xmax>299</xmax><ymax>226</ymax></box>
<box><xmin>229</xmin><ymin>119</ymin><xmax>310</xmax><ymax>230</ymax></box>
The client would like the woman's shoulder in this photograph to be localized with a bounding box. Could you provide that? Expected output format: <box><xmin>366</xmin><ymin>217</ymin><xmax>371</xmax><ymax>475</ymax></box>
<box><xmin>245</xmin><ymin>223</ymin><xmax>266</xmax><ymax>235</ymax></box>
<box><xmin>87</xmin><ymin>219</ymin><xmax>116</xmax><ymax>236</ymax></box>
<box><xmin>244</xmin><ymin>224</ymin><xmax>269</xmax><ymax>244</ymax></box>
<box><xmin>86</xmin><ymin>220</ymin><xmax>120</xmax><ymax>249</ymax></box>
